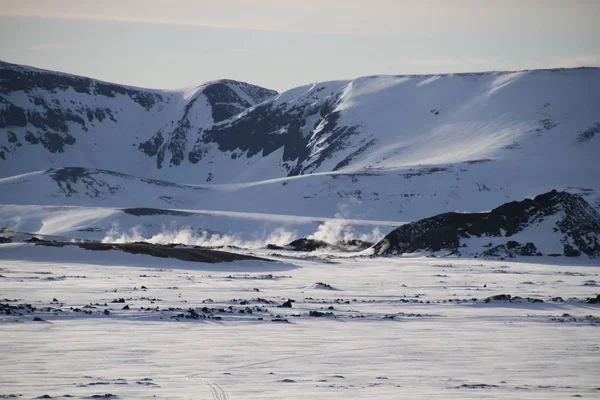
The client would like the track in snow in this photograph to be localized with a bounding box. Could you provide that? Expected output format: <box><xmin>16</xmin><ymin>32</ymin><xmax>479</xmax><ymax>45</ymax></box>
<box><xmin>189</xmin><ymin>378</ymin><xmax>230</xmax><ymax>400</ymax></box>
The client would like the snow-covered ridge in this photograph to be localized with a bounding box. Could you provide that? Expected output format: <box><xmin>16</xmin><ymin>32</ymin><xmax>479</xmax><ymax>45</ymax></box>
<box><xmin>2</xmin><ymin>61</ymin><xmax>599</xmax><ymax>184</ymax></box>
<box><xmin>0</xmin><ymin>60</ymin><xmax>277</xmax><ymax>178</ymax></box>
<box><xmin>1</xmin><ymin>61</ymin><xmax>599</xmax><ymax>235</ymax></box>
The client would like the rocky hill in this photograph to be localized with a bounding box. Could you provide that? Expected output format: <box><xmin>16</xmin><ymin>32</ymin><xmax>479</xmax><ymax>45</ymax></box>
<box><xmin>372</xmin><ymin>190</ymin><xmax>600</xmax><ymax>258</ymax></box>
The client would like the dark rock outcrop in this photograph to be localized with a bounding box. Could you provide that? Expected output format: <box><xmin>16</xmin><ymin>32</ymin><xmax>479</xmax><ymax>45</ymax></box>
<box><xmin>33</xmin><ymin>240</ymin><xmax>272</xmax><ymax>263</ymax></box>
<box><xmin>372</xmin><ymin>190</ymin><xmax>600</xmax><ymax>257</ymax></box>
<box><xmin>200</xmin><ymin>86</ymin><xmax>366</xmax><ymax>176</ymax></box>
<box><xmin>286</xmin><ymin>238</ymin><xmax>331</xmax><ymax>252</ymax></box>
<box><xmin>276</xmin><ymin>238</ymin><xmax>374</xmax><ymax>252</ymax></box>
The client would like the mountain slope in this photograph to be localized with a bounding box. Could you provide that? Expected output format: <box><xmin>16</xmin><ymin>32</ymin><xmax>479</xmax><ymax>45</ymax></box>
<box><xmin>0</xmin><ymin>61</ymin><xmax>277</xmax><ymax>180</ymax></box>
<box><xmin>202</xmin><ymin>68</ymin><xmax>600</xmax><ymax>183</ymax></box>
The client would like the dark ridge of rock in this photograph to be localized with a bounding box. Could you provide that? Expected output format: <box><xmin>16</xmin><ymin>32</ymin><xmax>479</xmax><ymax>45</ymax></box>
<box><xmin>0</xmin><ymin>236</ymin><xmax>12</xmax><ymax>243</ymax></box>
<box><xmin>337</xmin><ymin>239</ymin><xmax>374</xmax><ymax>250</ymax></box>
<box><xmin>33</xmin><ymin>240</ymin><xmax>272</xmax><ymax>264</ymax></box>
<box><xmin>483</xmin><ymin>294</ymin><xmax>543</xmax><ymax>304</ymax></box>
<box><xmin>286</xmin><ymin>238</ymin><xmax>332</xmax><ymax>252</ymax></box>
<box><xmin>121</xmin><ymin>208</ymin><xmax>195</xmax><ymax>217</ymax></box>
<box><xmin>276</xmin><ymin>238</ymin><xmax>374</xmax><ymax>253</ymax></box>
<box><xmin>372</xmin><ymin>190</ymin><xmax>600</xmax><ymax>257</ymax></box>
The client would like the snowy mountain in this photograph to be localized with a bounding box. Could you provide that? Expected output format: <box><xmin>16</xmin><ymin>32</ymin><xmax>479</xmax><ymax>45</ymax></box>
<box><xmin>372</xmin><ymin>190</ymin><xmax>600</xmax><ymax>258</ymax></box>
<box><xmin>1</xmin><ymin>61</ymin><xmax>599</xmax><ymax>254</ymax></box>
<box><xmin>0</xmin><ymin>60</ymin><xmax>277</xmax><ymax>179</ymax></box>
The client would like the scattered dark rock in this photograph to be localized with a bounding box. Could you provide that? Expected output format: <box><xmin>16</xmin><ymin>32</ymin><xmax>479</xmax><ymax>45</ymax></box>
<box><xmin>279</xmin><ymin>299</ymin><xmax>294</xmax><ymax>308</ymax></box>
<box><xmin>484</xmin><ymin>294</ymin><xmax>544</xmax><ymax>304</ymax></box>
<box><xmin>586</xmin><ymin>294</ymin><xmax>600</xmax><ymax>304</ymax></box>
<box><xmin>0</xmin><ymin>236</ymin><xmax>12</xmax><ymax>243</ymax></box>
<box><xmin>549</xmin><ymin>314</ymin><xmax>600</xmax><ymax>324</ymax></box>
<box><xmin>185</xmin><ymin>308</ymin><xmax>201</xmax><ymax>319</ymax></box>
<box><xmin>32</xmin><ymin>317</ymin><xmax>44</xmax><ymax>322</ymax></box>
<box><xmin>457</xmin><ymin>384</ymin><xmax>499</xmax><ymax>389</ymax></box>
<box><xmin>309</xmin><ymin>310</ymin><xmax>335</xmax><ymax>317</ymax></box>
<box><xmin>485</xmin><ymin>293</ymin><xmax>510</xmax><ymax>302</ymax></box>
<box><xmin>482</xmin><ymin>242</ymin><xmax>539</xmax><ymax>258</ymax></box>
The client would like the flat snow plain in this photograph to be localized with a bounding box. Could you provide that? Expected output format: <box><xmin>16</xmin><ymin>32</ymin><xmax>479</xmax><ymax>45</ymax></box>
<box><xmin>1</xmin><ymin>243</ymin><xmax>599</xmax><ymax>399</ymax></box>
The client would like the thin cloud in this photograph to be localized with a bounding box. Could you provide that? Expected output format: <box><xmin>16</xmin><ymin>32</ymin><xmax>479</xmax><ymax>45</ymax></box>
<box><xmin>2</xmin><ymin>9</ymin><xmax>269</xmax><ymax>31</ymax></box>
<box><xmin>552</xmin><ymin>55</ymin><xmax>600</xmax><ymax>68</ymax></box>
<box><xmin>0</xmin><ymin>3</ymin><xmax>367</xmax><ymax>35</ymax></box>
<box><xmin>406</xmin><ymin>58</ymin><xmax>494</xmax><ymax>67</ymax></box>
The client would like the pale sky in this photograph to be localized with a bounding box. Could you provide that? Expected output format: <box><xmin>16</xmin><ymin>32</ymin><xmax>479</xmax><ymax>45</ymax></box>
<box><xmin>1</xmin><ymin>0</ymin><xmax>599</xmax><ymax>91</ymax></box>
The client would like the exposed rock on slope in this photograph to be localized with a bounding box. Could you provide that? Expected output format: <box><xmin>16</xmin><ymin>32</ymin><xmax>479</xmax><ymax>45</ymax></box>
<box><xmin>268</xmin><ymin>238</ymin><xmax>374</xmax><ymax>252</ymax></box>
<box><xmin>139</xmin><ymin>79</ymin><xmax>277</xmax><ymax>168</ymax></box>
<box><xmin>372</xmin><ymin>190</ymin><xmax>600</xmax><ymax>258</ymax></box>
<box><xmin>34</xmin><ymin>240</ymin><xmax>271</xmax><ymax>263</ymax></box>
<box><xmin>0</xmin><ymin>61</ymin><xmax>276</xmax><ymax>176</ymax></box>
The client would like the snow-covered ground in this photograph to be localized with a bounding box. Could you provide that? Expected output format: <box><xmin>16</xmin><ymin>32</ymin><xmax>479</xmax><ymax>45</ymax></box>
<box><xmin>1</xmin><ymin>243</ymin><xmax>599</xmax><ymax>399</ymax></box>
